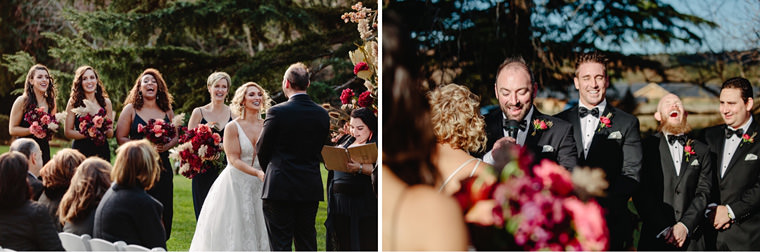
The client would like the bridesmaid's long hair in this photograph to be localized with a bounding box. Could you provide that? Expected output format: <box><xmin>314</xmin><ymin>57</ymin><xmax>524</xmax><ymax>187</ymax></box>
<box><xmin>70</xmin><ymin>66</ymin><xmax>109</xmax><ymax>108</ymax></box>
<box><xmin>123</xmin><ymin>68</ymin><xmax>173</xmax><ymax>112</ymax></box>
<box><xmin>23</xmin><ymin>64</ymin><xmax>56</xmax><ymax>113</ymax></box>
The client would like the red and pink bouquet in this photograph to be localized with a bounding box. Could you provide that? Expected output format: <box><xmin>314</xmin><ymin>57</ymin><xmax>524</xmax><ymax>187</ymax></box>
<box><xmin>24</xmin><ymin>107</ymin><xmax>63</xmax><ymax>140</ymax></box>
<box><xmin>171</xmin><ymin>124</ymin><xmax>225</xmax><ymax>179</ymax></box>
<box><xmin>72</xmin><ymin>100</ymin><xmax>113</xmax><ymax>146</ymax></box>
<box><xmin>455</xmin><ymin>146</ymin><xmax>609</xmax><ymax>251</ymax></box>
<box><xmin>137</xmin><ymin>119</ymin><xmax>177</xmax><ymax>146</ymax></box>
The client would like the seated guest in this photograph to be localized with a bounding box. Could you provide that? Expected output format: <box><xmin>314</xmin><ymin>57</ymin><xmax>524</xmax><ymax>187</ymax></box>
<box><xmin>633</xmin><ymin>93</ymin><xmax>712</xmax><ymax>250</ymax></box>
<box><xmin>38</xmin><ymin>148</ymin><xmax>86</xmax><ymax>231</ymax></box>
<box><xmin>58</xmin><ymin>157</ymin><xmax>112</xmax><ymax>235</ymax></box>
<box><xmin>93</xmin><ymin>139</ymin><xmax>166</xmax><ymax>249</ymax></box>
<box><xmin>0</xmin><ymin>151</ymin><xmax>64</xmax><ymax>251</ymax></box>
<box><xmin>9</xmin><ymin>138</ymin><xmax>44</xmax><ymax>200</ymax></box>
<box><xmin>427</xmin><ymin>84</ymin><xmax>491</xmax><ymax>195</ymax></box>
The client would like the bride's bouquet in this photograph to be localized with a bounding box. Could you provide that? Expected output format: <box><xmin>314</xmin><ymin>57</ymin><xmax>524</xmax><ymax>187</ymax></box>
<box><xmin>71</xmin><ymin>100</ymin><xmax>113</xmax><ymax>146</ymax></box>
<box><xmin>171</xmin><ymin>123</ymin><xmax>225</xmax><ymax>179</ymax></box>
<box><xmin>455</xmin><ymin>146</ymin><xmax>609</xmax><ymax>251</ymax></box>
<box><xmin>24</xmin><ymin>107</ymin><xmax>64</xmax><ymax>140</ymax></box>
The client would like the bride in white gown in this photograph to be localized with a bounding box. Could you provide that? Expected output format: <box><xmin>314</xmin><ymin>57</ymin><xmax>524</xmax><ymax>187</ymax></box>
<box><xmin>190</xmin><ymin>82</ymin><xmax>271</xmax><ymax>251</ymax></box>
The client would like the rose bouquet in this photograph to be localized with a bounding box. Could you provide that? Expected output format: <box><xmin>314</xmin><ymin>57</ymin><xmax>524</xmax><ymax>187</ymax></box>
<box><xmin>171</xmin><ymin>124</ymin><xmax>225</xmax><ymax>179</ymax></box>
<box><xmin>24</xmin><ymin>107</ymin><xmax>64</xmax><ymax>140</ymax></box>
<box><xmin>137</xmin><ymin>119</ymin><xmax>177</xmax><ymax>146</ymax></box>
<box><xmin>455</xmin><ymin>146</ymin><xmax>609</xmax><ymax>251</ymax></box>
<box><xmin>71</xmin><ymin>99</ymin><xmax>113</xmax><ymax>146</ymax></box>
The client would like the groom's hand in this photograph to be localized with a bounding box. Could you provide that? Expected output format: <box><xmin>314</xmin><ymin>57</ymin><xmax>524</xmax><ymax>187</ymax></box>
<box><xmin>492</xmin><ymin>137</ymin><xmax>516</xmax><ymax>169</ymax></box>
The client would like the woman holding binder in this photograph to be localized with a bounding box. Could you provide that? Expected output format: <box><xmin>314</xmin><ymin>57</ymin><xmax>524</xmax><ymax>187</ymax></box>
<box><xmin>325</xmin><ymin>107</ymin><xmax>377</xmax><ymax>250</ymax></box>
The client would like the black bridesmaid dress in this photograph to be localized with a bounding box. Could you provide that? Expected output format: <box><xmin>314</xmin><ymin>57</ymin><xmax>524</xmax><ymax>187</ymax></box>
<box><xmin>72</xmin><ymin>115</ymin><xmax>111</xmax><ymax>160</ymax></box>
<box><xmin>191</xmin><ymin>112</ymin><xmax>233</xmax><ymax>219</ymax></box>
<box><xmin>129</xmin><ymin>113</ymin><xmax>174</xmax><ymax>240</ymax></box>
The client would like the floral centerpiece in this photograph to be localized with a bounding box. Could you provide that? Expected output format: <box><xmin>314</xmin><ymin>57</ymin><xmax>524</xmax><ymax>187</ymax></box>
<box><xmin>24</xmin><ymin>106</ymin><xmax>64</xmax><ymax>140</ymax></box>
<box><xmin>171</xmin><ymin>123</ymin><xmax>225</xmax><ymax>179</ymax></box>
<box><xmin>455</xmin><ymin>146</ymin><xmax>609</xmax><ymax>251</ymax></box>
<box><xmin>71</xmin><ymin>99</ymin><xmax>113</xmax><ymax>146</ymax></box>
<box><xmin>341</xmin><ymin>2</ymin><xmax>378</xmax><ymax>112</ymax></box>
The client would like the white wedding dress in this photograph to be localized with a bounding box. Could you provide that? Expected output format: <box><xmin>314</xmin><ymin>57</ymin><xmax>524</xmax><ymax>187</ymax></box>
<box><xmin>189</xmin><ymin>121</ymin><xmax>270</xmax><ymax>251</ymax></box>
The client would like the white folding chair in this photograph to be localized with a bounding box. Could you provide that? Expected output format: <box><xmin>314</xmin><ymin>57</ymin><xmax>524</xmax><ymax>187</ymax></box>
<box><xmin>149</xmin><ymin>247</ymin><xmax>166</xmax><ymax>252</ymax></box>
<box><xmin>114</xmin><ymin>241</ymin><xmax>127</xmax><ymax>251</ymax></box>
<box><xmin>88</xmin><ymin>238</ymin><xmax>119</xmax><ymax>251</ymax></box>
<box><xmin>123</xmin><ymin>244</ymin><xmax>150</xmax><ymax>251</ymax></box>
<box><xmin>58</xmin><ymin>232</ymin><xmax>92</xmax><ymax>251</ymax></box>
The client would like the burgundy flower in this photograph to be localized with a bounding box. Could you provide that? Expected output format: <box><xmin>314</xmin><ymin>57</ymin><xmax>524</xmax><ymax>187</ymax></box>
<box><xmin>340</xmin><ymin>88</ymin><xmax>354</xmax><ymax>105</ymax></box>
<box><xmin>357</xmin><ymin>91</ymin><xmax>373</xmax><ymax>107</ymax></box>
<box><xmin>353</xmin><ymin>61</ymin><xmax>369</xmax><ymax>75</ymax></box>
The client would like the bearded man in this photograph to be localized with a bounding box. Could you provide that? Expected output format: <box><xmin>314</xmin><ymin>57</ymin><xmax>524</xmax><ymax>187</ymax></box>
<box><xmin>633</xmin><ymin>93</ymin><xmax>712</xmax><ymax>250</ymax></box>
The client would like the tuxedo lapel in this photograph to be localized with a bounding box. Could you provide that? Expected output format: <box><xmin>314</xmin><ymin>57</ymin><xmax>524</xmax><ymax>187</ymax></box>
<box><xmin>675</xmin><ymin>138</ymin><xmax>692</xmax><ymax>186</ymax></box>
<box><xmin>567</xmin><ymin>106</ymin><xmax>585</xmax><ymax>160</ymax></box>
<box><xmin>587</xmin><ymin>104</ymin><xmax>616</xmax><ymax>154</ymax></box>
<box><xmin>724</xmin><ymin>120</ymin><xmax>759</xmax><ymax>178</ymax></box>
<box><xmin>658</xmin><ymin>135</ymin><xmax>677</xmax><ymax>182</ymax></box>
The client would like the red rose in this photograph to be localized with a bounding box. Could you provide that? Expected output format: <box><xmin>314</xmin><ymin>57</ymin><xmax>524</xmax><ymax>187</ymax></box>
<box><xmin>357</xmin><ymin>91</ymin><xmax>373</xmax><ymax>107</ymax></box>
<box><xmin>600</xmin><ymin>117</ymin><xmax>611</xmax><ymax>125</ymax></box>
<box><xmin>684</xmin><ymin>145</ymin><xmax>695</xmax><ymax>155</ymax></box>
<box><xmin>340</xmin><ymin>88</ymin><xmax>354</xmax><ymax>105</ymax></box>
<box><xmin>137</xmin><ymin>124</ymin><xmax>145</xmax><ymax>133</ymax></box>
<box><xmin>353</xmin><ymin>62</ymin><xmax>369</xmax><ymax>75</ymax></box>
<box><xmin>93</xmin><ymin>116</ymin><xmax>104</xmax><ymax>128</ymax></box>
<box><xmin>212</xmin><ymin>133</ymin><xmax>221</xmax><ymax>145</ymax></box>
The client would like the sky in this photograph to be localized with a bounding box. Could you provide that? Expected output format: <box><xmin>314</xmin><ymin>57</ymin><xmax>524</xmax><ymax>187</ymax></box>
<box><xmin>618</xmin><ymin>0</ymin><xmax>760</xmax><ymax>55</ymax></box>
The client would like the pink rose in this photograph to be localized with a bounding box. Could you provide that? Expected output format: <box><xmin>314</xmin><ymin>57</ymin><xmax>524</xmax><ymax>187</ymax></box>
<box><xmin>80</xmin><ymin>121</ymin><xmax>89</xmax><ymax>131</ymax></box>
<box><xmin>685</xmin><ymin>145</ymin><xmax>695</xmax><ymax>155</ymax></box>
<box><xmin>564</xmin><ymin>197</ymin><xmax>608</xmax><ymax>251</ymax></box>
<box><xmin>41</xmin><ymin>115</ymin><xmax>51</xmax><ymax>125</ymax></box>
<box><xmin>88</xmin><ymin>127</ymin><xmax>98</xmax><ymax>138</ymax></box>
<box><xmin>93</xmin><ymin>116</ymin><xmax>104</xmax><ymax>128</ymax></box>
<box><xmin>600</xmin><ymin>117</ymin><xmax>611</xmax><ymax>125</ymax></box>
<box><xmin>198</xmin><ymin>124</ymin><xmax>211</xmax><ymax>134</ymax></box>
<box><xmin>212</xmin><ymin>133</ymin><xmax>221</xmax><ymax>145</ymax></box>
<box><xmin>29</xmin><ymin>122</ymin><xmax>46</xmax><ymax>139</ymax></box>
<box><xmin>153</xmin><ymin>124</ymin><xmax>164</xmax><ymax>137</ymax></box>
<box><xmin>539</xmin><ymin>121</ymin><xmax>547</xmax><ymax>129</ymax></box>
<box><xmin>533</xmin><ymin>159</ymin><xmax>573</xmax><ymax>196</ymax></box>
<box><xmin>137</xmin><ymin>124</ymin><xmax>145</xmax><ymax>133</ymax></box>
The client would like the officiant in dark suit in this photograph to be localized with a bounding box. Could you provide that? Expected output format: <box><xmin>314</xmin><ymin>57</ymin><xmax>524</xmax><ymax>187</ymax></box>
<box><xmin>257</xmin><ymin>62</ymin><xmax>330</xmax><ymax>251</ymax></box>
<box><xmin>555</xmin><ymin>52</ymin><xmax>642</xmax><ymax>250</ymax></box>
<box><xmin>702</xmin><ymin>77</ymin><xmax>760</xmax><ymax>250</ymax></box>
<box><xmin>633</xmin><ymin>93</ymin><xmax>712</xmax><ymax>250</ymax></box>
<box><xmin>482</xmin><ymin>56</ymin><xmax>577</xmax><ymax>171</ymax></box>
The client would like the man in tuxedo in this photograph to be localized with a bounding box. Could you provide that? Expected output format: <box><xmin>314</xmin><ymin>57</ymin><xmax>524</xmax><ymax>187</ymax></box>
<box><xmin>555</xmin><ymin>52</ymin><xmax>642</xmax><ymax>250</ymax></box>
<box><xmin>257</xmin><ymin>62</ymin><xmax>330</xmax><ymax>251</ymax></box>
<box><xmin>482</xmin><ymin>57</ymin><xmax>577</xmax><ymax>171</ymax></box>
<box><xmin>633</xmin><ymin>93</ymin><xmax>712</xmax><ymax>250</ymax></box>
<box><xmin>9</xmin><ymin>138</ymin><xmax>44</xmax><ymax>200</ymax></box>
<box><xmin>702</xmin><ymin>77</ymin><xmax>760</xmax><ymax>250</ymax></box>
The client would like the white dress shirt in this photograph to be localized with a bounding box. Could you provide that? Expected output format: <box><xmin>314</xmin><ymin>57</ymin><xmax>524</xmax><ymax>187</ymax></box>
<box><xmin>721</xmin><ymin>116</ymin><xmax>753</xmax><ymax>178</ymax></box>
<box><xmin>579</xmin><ymin>99</ymin><xmax>607</xmax><ymax>158</ymax></box>
<box><xmin>664</xmin><ymin>132</ymin><xmax>685</xmax><ymax>176</ymax></box>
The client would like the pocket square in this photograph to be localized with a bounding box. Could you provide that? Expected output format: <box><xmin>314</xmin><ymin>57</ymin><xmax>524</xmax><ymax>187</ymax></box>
<box><xmin>541</xmin><ymin>145</ymin><xmax>554</xmax><ymax>153</ymax></box>
<box><xmin>690</xmin><ymin>159</ymin><xmax>699</xmax><ymax>166</ymax></box>
<box><xmin>607</xmin><ymin>131</ymin><xmax>622</xmax><ymax>139</ymax></box>
<box><xmin>746</xmin><ymin>154</ymin><xmax>758</xmax><ymax>161</ymax></box>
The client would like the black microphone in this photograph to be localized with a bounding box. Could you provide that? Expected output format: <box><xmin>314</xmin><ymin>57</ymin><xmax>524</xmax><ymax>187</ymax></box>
<box><xmin>504</xmin><ymin>119</ymin><xmax>521</xmax><ymax>139</ymax></box>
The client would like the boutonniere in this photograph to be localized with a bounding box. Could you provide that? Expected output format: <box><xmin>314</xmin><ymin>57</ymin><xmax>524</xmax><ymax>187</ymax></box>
<box><xmin>740</xmin><ymin>132</ymin><xmax>756</xmax><ymax>147</ymax></box>
<box><xmin>597</xmin><ymin>112</ymin><xmax>613</xmax><ymax>132</ymax></box>
<box><xmin>684</xmin><ymin>139</ymin><xmax>695</xmax><ymax>162</ymax></box>
<box><xmin>531</xmin><ymin>119</ymin><xmax>553</xmax><ymax>136</ymax></box>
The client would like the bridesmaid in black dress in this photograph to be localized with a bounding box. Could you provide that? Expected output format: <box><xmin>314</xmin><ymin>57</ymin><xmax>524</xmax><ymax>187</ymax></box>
<box><xmin>64</xmin><ymin>66</ymin><xmax>114</xmax><ymax>160</ymax></box>
<box><xmin>186</xmin><ymin>71</ymin><xmax>234</xmax><ymax>219</ymax></box>
<box><xmin>115</xmin><ymin>68</ymin><xmax>178</xmax><ymax>240</ymax></box>
<box><xmin>9</xmin><ymin>64</ymin><xmax>57</xmax><ymax>164</ymax></box>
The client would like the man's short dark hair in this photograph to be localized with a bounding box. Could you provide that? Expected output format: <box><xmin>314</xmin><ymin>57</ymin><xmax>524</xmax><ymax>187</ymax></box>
<box><xmin>285</xmin><ymin>63</ymin><xmax>310</xmax><ymax>91</ymax></box>
<box><xmin>721</xmin><ymin>77</ymin><xmax>754</xmax><ymax>103</ymax></box>
<box><xmin>575</xmin><ymin>52</ymin><xmax>609</xmax><ymax>76</ymax></box>
<box><xmin>496</xmin><ymin>56</ymin><xmax>534</xmax><ymax>84</ymax></box>
<box><xmin>9</xmin><ymin>138</ymin><xmax>40</xmax><ymax>160</ymax></box>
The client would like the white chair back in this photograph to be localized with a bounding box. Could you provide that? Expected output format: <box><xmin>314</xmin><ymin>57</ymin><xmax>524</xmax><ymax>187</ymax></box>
<box><xmin>124</xmin><ymin>244</ymin><xmax>150</xmax><ymax>251</ymax></box>
<box><xmin>89</xmin><ymin>238</ymin><xmax>119</xmax><ymax>251</ymax></box>
<box><xmin>149</xmin><ymin>247</ymin><xmax>166</xmax><ymax>252</ymax></box>
<box><xmin>58</xmin><ymin>232</ymin><xmax>92</xmax><ymax>251</ymax></box>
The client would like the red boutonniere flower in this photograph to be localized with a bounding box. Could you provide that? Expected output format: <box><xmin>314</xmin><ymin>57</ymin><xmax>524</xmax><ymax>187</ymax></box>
<box><xmin>740</xmin><ymin>132</ymin><xmax>756</xmax><ymax>147</ymax></box>
<box><xmin>531</xmin><ymin>119</ymin><xmax>553</xmax><ymax>136</ymax></box>
<box><xmin>597</xmin><ymin>112</ymin><xmax>613</xmax><ymax>132</ymax></box>
<box><xmin>684</xmin><ymin>139</ymin><xmax>695</xmax><ymax>162</ymax></box>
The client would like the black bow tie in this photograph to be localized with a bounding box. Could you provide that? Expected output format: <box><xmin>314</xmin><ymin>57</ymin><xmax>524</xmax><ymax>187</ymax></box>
<box><xmin>579</xmin><ymin>107</ymin><xmax>599</xmax><ymax>118</ymax></box>
<box><xmin>726</xmin><ymin>127</ymin><xmax>745</xmax><ymax>139</ymax></box>
<box><xmin>667</xmin><ymin>135</ymin><xmax>687</xmax><ymax>146</ymax></box>
<box><xmin>503</xmin><ymin>119</ymin><xmax>527</xmax><ymax>139</ymax></box>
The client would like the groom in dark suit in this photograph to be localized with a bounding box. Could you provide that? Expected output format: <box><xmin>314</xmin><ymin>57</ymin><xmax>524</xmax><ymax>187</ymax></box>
<box><xmin>633</xmin><ymin>93</ymin><xmax>712</xmax><ymax>250</ymax></box>
<box><xmin>702</xmin><ymin>77</ymin><xmax>760</xmax><ymax>250</ymax></box>
<box><xmin>257</xmin><ymin>62</ymin><xmax>330</xmax><ymax>251</ymax></box>
<box><xmin>482</xmin><ymin>57</ymin><xmax>577</xmax><ymax>171</ymax></box>
<box><xmin>555</xmin><ymin>52</ymin><xmax>642</xmax><ymax>250</ymax></box>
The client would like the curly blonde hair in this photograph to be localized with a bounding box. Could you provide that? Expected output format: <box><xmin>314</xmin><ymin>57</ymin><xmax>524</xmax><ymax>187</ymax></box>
<box><xmin>428</xmin><ymin>84</ymin><xmax>487</xmax><ymax>153</ymax></box>
<box><xmin>230</xmin><ymin>82</ymin><xmax>272</xmax><ymax>119</ymax></box>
